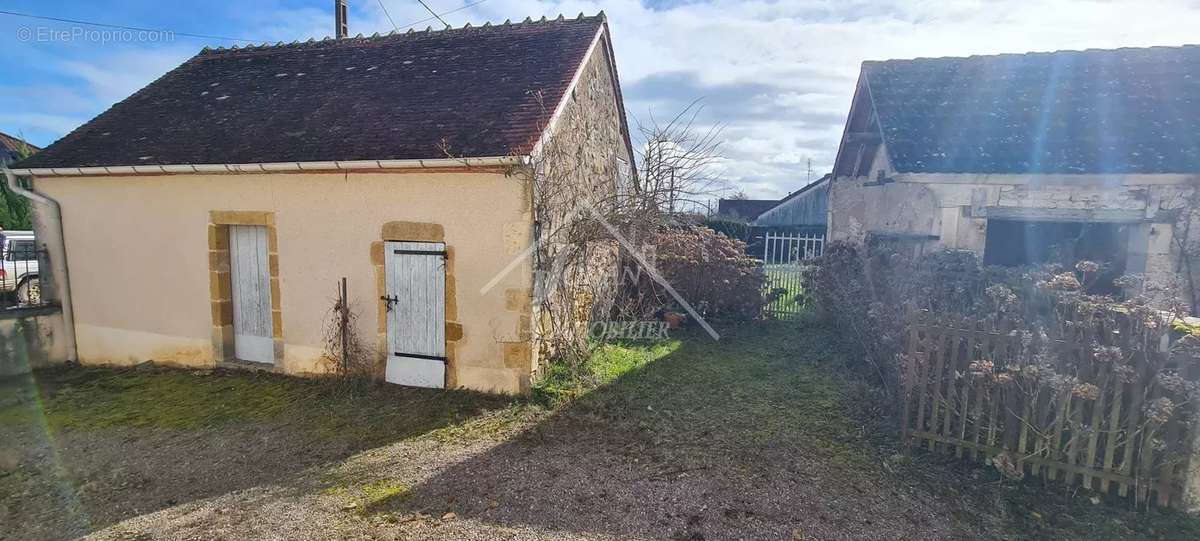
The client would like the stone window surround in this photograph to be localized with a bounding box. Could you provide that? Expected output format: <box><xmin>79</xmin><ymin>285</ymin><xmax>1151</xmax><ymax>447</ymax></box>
<box><xmin>207</xmin><ymin>211</ymin><xmax>283</xmax><ymax>365</ymax></box>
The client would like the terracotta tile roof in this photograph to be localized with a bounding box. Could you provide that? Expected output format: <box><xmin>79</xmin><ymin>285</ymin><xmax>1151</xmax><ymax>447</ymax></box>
<box><xmin>0</xmin><ymin>131</ymin><xmax>39</xmax><ymax>162</ymax></box>
<box><xmin>16</xmin><ymin>14</ymin><xmax>605</xmax><ymax>169</ymax></box>
<box><xmin>863</xmin><ymin>45</ymin><xmax>1200</xmax><ymax>174</ymax></box>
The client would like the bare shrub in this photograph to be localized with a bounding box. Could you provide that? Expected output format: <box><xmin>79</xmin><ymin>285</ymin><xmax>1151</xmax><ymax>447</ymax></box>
<box><xmin>319</xmin><ymin>281</ymin><xmax>376</xmax><ymax>394</ymax></box>
<box><xmin>630</xmin><ymin>100</ymin><xmax>728</xmax><ymax>215</ymax></box>
<box><xmin>511</xmin><ymin>98</ymin><xmax>730</xmax><ymax>370</ymax></box>
<box><xmin>1166</xmin><ymin>178</ymin><xmax>1200</xmax><ymax>314</ymax></box>
<box><xmin>807</xmin><ymin>241</ymin><xmax>1196</xmax><ymax>398</ymax></box>
<box><xmin>613</xmin><ymin>225</ymin><xmax>766</xmax><ymax>322</ymax></box>
<box><xmin>807</xmin><ymin>242</ymin><xmax>1200</xmax><ymax>506</ymax></box>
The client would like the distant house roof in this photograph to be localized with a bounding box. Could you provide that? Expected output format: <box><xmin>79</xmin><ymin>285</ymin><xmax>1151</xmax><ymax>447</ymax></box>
<box><xmin>17</xmin><ymin>15</ymin><xmax>614</xmax><ymax>170</ymax></box>
<box><xmin>716</xmin><ymin>199</ymin><xmax>777</xmax><ymax>221</ymax></box>
<box><xmin>862</xmin><ymin>45</ymin><xmax>1200</xmax><ymax>174</ymax></box>
<box><xmin>754</xmin><ymin>174</ymin><xmax>830</xmax><ymax>228</ymax></box>
<box><xmin>0</xmin><ymin>131</ymin><xmax>39</xmax><ymax>164</ymax></box>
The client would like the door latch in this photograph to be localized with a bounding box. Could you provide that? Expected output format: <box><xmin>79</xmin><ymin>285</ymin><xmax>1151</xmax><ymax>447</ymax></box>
<box><xmin>380</xmin><ymin>295</ymin><xmax>399</xmax><ymax>312</ymax></box>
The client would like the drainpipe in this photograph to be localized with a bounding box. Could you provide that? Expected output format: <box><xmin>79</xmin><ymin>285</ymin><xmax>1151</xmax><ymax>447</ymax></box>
<box><xmin>3</xmin><ymin>167</ymin><xmax>77</xmax><ymax>361</ymax></box>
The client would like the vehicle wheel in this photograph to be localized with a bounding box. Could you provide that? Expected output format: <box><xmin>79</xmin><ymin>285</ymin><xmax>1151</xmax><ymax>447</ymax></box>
<box><xmin>16</xmin><ymin>277</ymin><xmax>40</xmax><ymax>305</ymax></box>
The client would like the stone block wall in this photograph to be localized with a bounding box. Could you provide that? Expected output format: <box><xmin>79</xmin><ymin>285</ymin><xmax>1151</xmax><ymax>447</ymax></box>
<box><xmin>829</xmin><ymin>168</ymin><xmax>1200</xmax><ymax>299</ymax></box>
<box><xmin>527</xmin><ymin>32</ymin><xmax>629</xmax><ymax>367</ymax></box>
<box><xmin>997</xmin><ymin>184</ymin><xmax>1150</xmax><ymax>211</ymax></box>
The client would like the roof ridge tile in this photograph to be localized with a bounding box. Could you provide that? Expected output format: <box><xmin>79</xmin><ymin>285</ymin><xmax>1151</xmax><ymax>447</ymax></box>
<box><xmin>866</xmin><ymin>43</ymin><xmax>1200</xmax><ymax>65</ymax></box>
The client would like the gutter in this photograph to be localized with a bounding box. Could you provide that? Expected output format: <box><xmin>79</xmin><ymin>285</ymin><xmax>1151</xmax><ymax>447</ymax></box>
<box><xmin>5</xmin><ymin>156</ymin><xmax>529</xmax><ymax>177</ymax></box>
<box><xmin>3</xmin><ymin>167</ymin><xmax>78</xmax><ymax>361</ymax></box>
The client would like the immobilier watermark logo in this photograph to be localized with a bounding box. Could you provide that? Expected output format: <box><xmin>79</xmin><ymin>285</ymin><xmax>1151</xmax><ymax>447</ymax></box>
<box><xmin>481</xmin><ymin>198</ymin><xmax>720</xmax><ymax>342</ymax></box>
<box><xmin>587</xmin><ymin>320</ymin><xmax>670</xmax><ymax>341</ymax></box>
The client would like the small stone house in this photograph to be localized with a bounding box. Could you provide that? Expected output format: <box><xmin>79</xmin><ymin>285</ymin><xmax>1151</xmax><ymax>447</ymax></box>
<box><xmin>6</xmin><ymin>14</ymin><xmax>634</xmax><ymax>394</ymax></box>
<box><xmin>828</xmin><ymin>45</ymin><xmax>1200</xmax><ymax>292</ymax></box>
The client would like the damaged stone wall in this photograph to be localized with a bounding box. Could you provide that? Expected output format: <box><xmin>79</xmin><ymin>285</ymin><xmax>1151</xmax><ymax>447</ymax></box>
<box><xmin>829</xmin><ymin>179</ymin><xmax>941</xmax><ymax>243</ymax></box>
<box><xmin>526</xmin><ymin>34</ymin><xmax>631</xmax><ymax>370</ymax></box>
<box><xmin>996</xmin><ymin>184</ymin><xmax>1151</xmax><ymax>211</ymax></box>
<box><xmin>829</xmin><ymin>163</ymin><xmax>1200</xmax><ymax>294</ymax></box>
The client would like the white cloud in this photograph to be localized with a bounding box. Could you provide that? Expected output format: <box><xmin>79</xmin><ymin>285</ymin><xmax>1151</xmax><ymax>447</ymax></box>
<box><xmin>59</xmin><ymin>47</ymin><xmax>195</xmax><ymax>105</ymax></box>
<box><xmin>353</xmin><ymin>0</ymin><xmax>1198</xmax><ymax>198</ymax></box>
<box><xmin>1</xmin><ymin>45</ymin><xmax>196</xmax><ymax>147</ymax></box>
<box><xmin>8</xmin><ymin>0</ymin><xmax>1200</xmax><ymax>199</ymax></box>
<box><xmin>0</xmin><ymin>112</ymin><xmax>88</xmax><ymax>141</ymax></box>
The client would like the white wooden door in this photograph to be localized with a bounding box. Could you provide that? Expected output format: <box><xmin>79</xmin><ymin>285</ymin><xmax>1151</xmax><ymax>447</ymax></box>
<box><xmin>384</xmin><ymin>241</ymin><xmax>446</xmax><ymax>388</ymax></box>
<box><xmin>230</xmin><ymin>225</ymin><xmax>274</xmax><ymax>364</ymax></box>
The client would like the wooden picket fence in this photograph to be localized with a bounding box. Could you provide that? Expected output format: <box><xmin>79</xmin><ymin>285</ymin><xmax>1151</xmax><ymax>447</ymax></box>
<box><xmin>902</xmin><ymin>313</ymin><xmax>1200</xmax><ymax>508</ymax></box>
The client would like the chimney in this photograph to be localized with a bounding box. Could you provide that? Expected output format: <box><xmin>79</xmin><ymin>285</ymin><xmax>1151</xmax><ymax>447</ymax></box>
<box><xmin>335</xmin><ymin>0</ymin><xmax>348</xmax><ymax>39</ymax></box>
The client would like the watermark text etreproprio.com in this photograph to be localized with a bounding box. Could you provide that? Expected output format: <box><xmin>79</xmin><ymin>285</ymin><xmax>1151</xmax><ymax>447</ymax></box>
<box><xmin>16</xmin><ymin>26</ymin><xmax>175</xmax><ymax>44</ymax></box>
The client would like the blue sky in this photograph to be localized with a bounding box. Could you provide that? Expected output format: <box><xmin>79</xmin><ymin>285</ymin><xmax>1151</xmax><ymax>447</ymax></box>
<box><xmin>3</xmin><ymin>1</ymin><xmax>1199</xmax><ymax>199</ymax></box>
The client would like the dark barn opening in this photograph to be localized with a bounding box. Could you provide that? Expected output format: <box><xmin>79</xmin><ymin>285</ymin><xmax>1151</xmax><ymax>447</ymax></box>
<box><xmin>983</xmin><ymin>219</ymin><xmax>1129</xmax><ymax>294</ymax></box>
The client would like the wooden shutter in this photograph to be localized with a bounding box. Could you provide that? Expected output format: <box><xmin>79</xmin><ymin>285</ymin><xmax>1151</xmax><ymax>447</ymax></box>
<box><xmin>230</xmin><ymin>225</ymin><xmax>274</xmax><ymax>364</ymax></box>
<box><xmin>384</xmin><ymin>241</ymin><xmax>446</xmax><ymax>388</ymax></box>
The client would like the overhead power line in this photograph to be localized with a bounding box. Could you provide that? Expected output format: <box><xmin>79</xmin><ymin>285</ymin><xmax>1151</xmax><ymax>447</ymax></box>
<box><xmin>0</xmin><ymin>8</ymin><xmax>261</xmax><ymax>42</ymax></box>
<box><xmin>397</xmin><ymin>0</ymin><xmax>490</xmax><ymax>30</ymax></box>
<box><xmin>414</xmin><ymin>0</ymin><xmax>451</xmax><ymax>28</ymax></box>
<box><xmin>377</xmin><ymin>0</ymin><xmax>400</xmax><ymax>32</ymax></box>
<box><xmin>2</xmin><ymin>0</ymin><xmax>495</xmax><ymax>47</ymax></box>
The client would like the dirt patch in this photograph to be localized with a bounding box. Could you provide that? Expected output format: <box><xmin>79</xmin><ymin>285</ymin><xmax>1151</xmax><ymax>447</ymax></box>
<box><xmin>0</xmin><ymin>366</ymin><xmax>515</xmax><ymax>540</ymax></box>
<box><xmin>3</xmin><ymin>323</ymin><xmax>1199</xmax><ymax>540</ymax></box>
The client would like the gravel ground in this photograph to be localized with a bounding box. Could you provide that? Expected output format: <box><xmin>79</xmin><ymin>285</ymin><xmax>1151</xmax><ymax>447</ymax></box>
<box><xmin>1</xmin><ymin>416</ymin><xmax>393</xmax><ymax>540</ymax></box>
<box><xmin>77</xmin><ymin>420</ymin><xmax>957</xmax><ymax>541</ymax></box>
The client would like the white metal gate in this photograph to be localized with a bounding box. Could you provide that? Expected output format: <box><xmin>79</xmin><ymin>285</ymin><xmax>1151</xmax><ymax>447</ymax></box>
<box><xmin>762</xmin><ymin>231</ymin><xmax>824</xmax><ymax>318</ymax></box>
<box><xmin>384</xmin><ymin>241</ymin><xmax>447</xmax><ymax>388</ymax></box>
<box><xmin>230</xmin><ymin>225</ymin><xmax>274</xmax><ymax>363</ymax></box>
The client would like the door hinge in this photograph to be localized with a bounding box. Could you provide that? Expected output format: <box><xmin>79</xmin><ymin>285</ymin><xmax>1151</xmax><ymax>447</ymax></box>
<box><xmin>393</xmin><ymin>249</ymin><xmax>447</xmax><ymax>257</ymax></box>
<box><xmin>393</xmin><ymin>352</ymin><xmax>447</xmax><ymax>362</ymax></box>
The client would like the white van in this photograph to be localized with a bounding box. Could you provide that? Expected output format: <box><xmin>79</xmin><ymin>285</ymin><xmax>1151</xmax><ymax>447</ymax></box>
<box><xmin>0</xmin><ymin>230</ymin><xmax>40</xmax><ymax>304</ymax></box>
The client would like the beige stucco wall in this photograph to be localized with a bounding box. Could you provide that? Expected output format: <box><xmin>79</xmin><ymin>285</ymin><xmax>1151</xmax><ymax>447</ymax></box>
<box><xmin>34</xmin><ymin>170</ymin><xmax>534</xmax><ymax>394</ymax></box>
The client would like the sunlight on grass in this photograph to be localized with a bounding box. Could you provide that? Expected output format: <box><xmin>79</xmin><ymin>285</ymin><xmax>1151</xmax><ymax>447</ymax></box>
<box><xmin>588</xmin><ymin>340</ymin><xmax>683</xmax><ymax>383</ymax></box>
<box><xmin>583</xmin><ymin>323</ymin><xmax>875</xmax><ymax>467</ymax></box>
<box><xmin>324</xmin><ymin>479</ymin><xmax>410</xmax><ymax>514</ymax></box>
<box><xmin>533</xmin><ymin>339</ymin><xmax>682</xmax><ymax>404</ymax></box>
<box><xmin>422</xmin><ymin>340</ymin><xmax>686</xmax><ymax>442</ymax></box>
<box><xmin>7</xmin><ymin>322</ymin><xmax>1200</xmax><ymax>540</ymax></box>
<box><xmin>1</xmin><ymin>325</ymin><xmax>864</xmax><ymax>468</ymax></box>
<box><xmin>421</xmin><ymin>403</ymin><xmax>544</xmax><ymax>443</ymax></box>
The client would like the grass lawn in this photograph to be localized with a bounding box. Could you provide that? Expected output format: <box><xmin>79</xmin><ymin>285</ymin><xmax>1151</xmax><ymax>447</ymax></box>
<box><xmin>0</xmin><ymin>365</ymin><xmax>520</xmax><ymax>539</ymax></box>
<box><xmin>2</xmin><ymin>321</ymin><xmax>1199</xmax><ymax>540</ymax></box>
<box><xmin>763</xmin><ymin>263</ymin><xmax>811</xmax><ymax>317</ymax></box>
<box><xmin>1</xmin><ymin>364</ymin><xmax>517</xmax><ymax>442</ymax></box>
